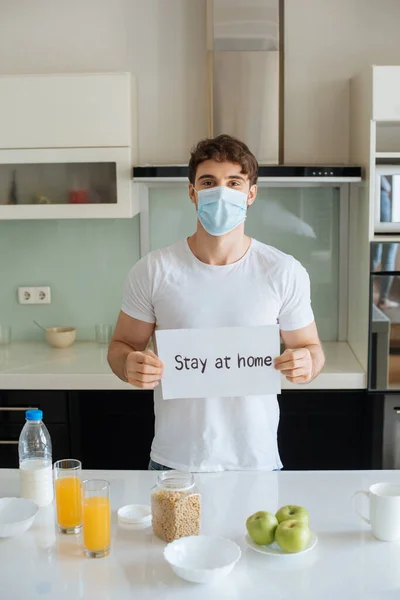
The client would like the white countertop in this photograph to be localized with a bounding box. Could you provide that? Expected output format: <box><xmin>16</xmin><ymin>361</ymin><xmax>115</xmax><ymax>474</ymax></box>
<box><xmin>0</xmin><ymin>469</ymin><xmax>397</xmax><ymax>599</ymax></box>
<box><xmin>0</xmin><ymin>341</ymin><xmax>365</xmax><ymax>390</ymax></box>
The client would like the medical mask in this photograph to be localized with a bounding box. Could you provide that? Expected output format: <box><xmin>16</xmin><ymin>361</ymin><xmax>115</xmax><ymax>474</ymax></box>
<box><xmin>196</xmin><ymin>186</ymin><xmax>248</xmax><ymax>236</ymax></box>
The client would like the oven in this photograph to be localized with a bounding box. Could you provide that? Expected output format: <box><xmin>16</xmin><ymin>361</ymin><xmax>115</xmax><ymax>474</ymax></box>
<box><xmin>370</xmin><ymin>241</ymin><xmax>400</xmax><ymax>467</ymax></box>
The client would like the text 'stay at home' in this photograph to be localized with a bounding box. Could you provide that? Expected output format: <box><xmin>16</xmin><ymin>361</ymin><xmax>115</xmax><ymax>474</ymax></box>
<box><xmin>174</xmin><ymin>354</ymin><xmax>273</xmax><ymax>374</ymax></box>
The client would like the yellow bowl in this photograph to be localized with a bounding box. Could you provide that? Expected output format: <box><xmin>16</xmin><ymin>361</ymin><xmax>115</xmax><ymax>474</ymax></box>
<box><xmin>45</xmin><ymin>327</ymin><xmax>76</xmax><ymax>349</ymax></box>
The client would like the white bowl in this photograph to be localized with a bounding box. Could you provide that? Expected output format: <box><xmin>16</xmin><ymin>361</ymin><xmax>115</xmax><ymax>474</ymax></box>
<box><xmin>45</xmin><ymin>327</ymin><xmax>76</xmax><ymax>349</ymax></box>
<box><xmin>0</xmin><ymin>497</ymin><xmax>38</xmax><ymax>538</ymax></box>
<box><xmin>163</xmin><ymin>535</ymin><xmax>241</xmax><ymax>584</ymax></box>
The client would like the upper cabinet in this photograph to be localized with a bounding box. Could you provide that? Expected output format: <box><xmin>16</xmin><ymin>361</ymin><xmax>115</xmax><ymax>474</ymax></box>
<box><xmin>0</xmin><ymin>73</ymin><xmax>138</xmax><ymax>219</ymax></box>
<box><xmin>351</xmin><ymin>66</ymin><xmax>400</xmax><ymax>239</ymax></box>
<box><xmin>373</xmin><ymin>66</ymin><xmax>400</xmax><ymax>122</ymax></box>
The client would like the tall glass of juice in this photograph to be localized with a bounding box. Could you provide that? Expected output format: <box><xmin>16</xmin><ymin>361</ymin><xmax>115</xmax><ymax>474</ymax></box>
<box><xmin>82</xmin><ymin>479</ymin><xmax>111</xmax><ymax>558</ymax></box>
<box><xmin>54</xmin><ymin>459</ymin><xmax>82</xmax><ymax>534</ymax></box>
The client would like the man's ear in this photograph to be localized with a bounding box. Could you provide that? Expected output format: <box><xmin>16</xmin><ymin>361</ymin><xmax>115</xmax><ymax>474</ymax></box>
<box><xmin>247</xmin><ymin>184</ymin><xmax>258</xmax><ymax>207</ymax></box>
<box><xmin>189</xmin><ymin>183</ymin><xmax>197</xmax><ymax>206</ymax></box>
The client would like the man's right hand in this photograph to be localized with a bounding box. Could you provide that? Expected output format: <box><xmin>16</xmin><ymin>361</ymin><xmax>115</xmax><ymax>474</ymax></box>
<box><xmin>124</xmin><ymin>349</ymin><xmax>164</xmax><ymax>389</ymax></box>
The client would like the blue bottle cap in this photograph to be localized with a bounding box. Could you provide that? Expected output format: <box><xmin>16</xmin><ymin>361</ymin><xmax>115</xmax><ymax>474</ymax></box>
<box><xmin>26</xmin><ymin>409</ymin><xmax>43</xmax><ymax>421</ymax></box>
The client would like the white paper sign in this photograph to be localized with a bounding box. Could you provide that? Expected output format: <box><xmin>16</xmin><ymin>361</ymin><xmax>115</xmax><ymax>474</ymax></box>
<box><xmin>155</xmin><ymin>325</ymin><xmax>281</xmax><ymax>400</ymax></box>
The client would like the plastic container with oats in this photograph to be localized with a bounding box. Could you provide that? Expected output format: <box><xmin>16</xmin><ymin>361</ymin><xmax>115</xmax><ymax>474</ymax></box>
<box><xmin>151</xmin><ymin>471</ymin><xmax>201</xmax><ymax>543</ymax></box>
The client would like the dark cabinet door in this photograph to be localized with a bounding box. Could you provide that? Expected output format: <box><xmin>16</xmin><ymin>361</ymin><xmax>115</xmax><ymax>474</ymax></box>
<box><xmin>278</xmin><ymin>390</ymin><xmax>373</xmax><ymax>470</ymax></box>
<box><xmin>0</xmin><ymin>391</ymin><xmax>70</xmax><ymax>468</ymax></box>
<box><xmin>0</xmin><ymin>391</ymin><xmax>68</xmax><ymax>423</ymax></box>
<box><xmin>70</xmin><ymin>390</ymin><xmax>154</xmax><ymax>470</ymax></box>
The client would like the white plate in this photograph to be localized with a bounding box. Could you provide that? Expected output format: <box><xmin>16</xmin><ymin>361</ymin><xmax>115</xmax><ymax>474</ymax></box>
<box><xmin>117</xmin><ymin>504</ymin><xmax>152</xmax><ymax>527</ymax></box>
<box><xmin>245</xmin><ymin>531</ymin><xmax>318</xmax><ymax>557</ymax></box>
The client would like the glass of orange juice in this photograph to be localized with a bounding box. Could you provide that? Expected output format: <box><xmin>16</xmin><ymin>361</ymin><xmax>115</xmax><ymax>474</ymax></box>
<box><xmin>82</xmin><ymin>479</ymin><xmax>111</xmax><ymax>558</ymax></box>
<box><xmin>54</xmin><ymin>459</ymin><xmax>82</xmax><ymax>534</ymax></box>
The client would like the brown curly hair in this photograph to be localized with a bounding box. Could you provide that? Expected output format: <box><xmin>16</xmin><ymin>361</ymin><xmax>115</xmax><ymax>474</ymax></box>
<box><xmin>188</xmin><ymin>134</ymin><xmax>259</xmax><ymax>186</ymax></box>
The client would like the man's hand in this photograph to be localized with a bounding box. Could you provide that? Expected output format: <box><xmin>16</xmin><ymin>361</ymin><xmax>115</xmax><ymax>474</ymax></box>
<box><xmin>274</xmin><ymin>348</ymin><xmax>313</xmax><ymax>384</ymax></box>
<box><xmin>124</xmin><ymin>349</ymin><xmax>164</xmax><ymax>389</ymax></box>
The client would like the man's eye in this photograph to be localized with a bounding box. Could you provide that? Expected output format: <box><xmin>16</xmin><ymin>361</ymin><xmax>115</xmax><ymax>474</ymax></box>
<box><xmin>230</xmin><ymin>181</ymin><xmax>241</xmax><ymax>187</ymax></box>
<box><xmin>202</xmin><ymin>181</ymin><xmax>214</xmax><ymax>187</ymax></box>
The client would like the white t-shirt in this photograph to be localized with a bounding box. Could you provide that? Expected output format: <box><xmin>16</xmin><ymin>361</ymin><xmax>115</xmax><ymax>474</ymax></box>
<box><xmin>121</xmin><ymin>238</ymin><xmax>314</xmax><ymax>472</ymax></box>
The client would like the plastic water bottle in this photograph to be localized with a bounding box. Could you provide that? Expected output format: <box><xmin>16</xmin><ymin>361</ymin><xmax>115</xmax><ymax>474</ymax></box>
<box><xmin>18</xmin><ymin>409</ymin><xmax>53</xmax><ymax>507</ymax></box>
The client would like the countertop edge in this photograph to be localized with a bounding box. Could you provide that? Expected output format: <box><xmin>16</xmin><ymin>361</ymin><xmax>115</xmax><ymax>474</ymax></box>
<box><xmin>0</xmin><ymin>372</ymin><xmax>366</xmax><ymax>391</ymax></box>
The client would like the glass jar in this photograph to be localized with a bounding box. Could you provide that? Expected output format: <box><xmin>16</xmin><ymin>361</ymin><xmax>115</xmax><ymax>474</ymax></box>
<box><xmin>151</xmin><ymin>471</ymin><xmax>201</xmax><ymax>543</ymax></box>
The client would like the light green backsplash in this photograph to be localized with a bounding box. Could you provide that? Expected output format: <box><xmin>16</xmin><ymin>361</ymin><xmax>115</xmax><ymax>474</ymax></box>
<box><xmin>149</xmin><ymin>186</ymin><xmax>340</xmax><ymax>341</ymax></box>
<box><xmin>1</xmin><ymin>186</ymin><xmax>340</xmax><ymax>342</ymax></box>
<box><xmin>0</xmin><ymin>218</ymin><xmax>140</xmax><ymax>341</ymax></box>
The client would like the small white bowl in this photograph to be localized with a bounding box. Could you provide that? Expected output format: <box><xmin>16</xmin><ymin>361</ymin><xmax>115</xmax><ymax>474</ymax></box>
<box><xmin>163</xmin><ymin>535</ymin><xmax>241</xmax><ymax>584</ymax></box>
<box><xmin>45</xmin><ymin>327</ymin><xmax>76</xmax><ymax>349</ymax></box>
<box><xmin>0</xmin><ymin>497</ymin><xmax>38</xmax><ymax>538</ymax></box>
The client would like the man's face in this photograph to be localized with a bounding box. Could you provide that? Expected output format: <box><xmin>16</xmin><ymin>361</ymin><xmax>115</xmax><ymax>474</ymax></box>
<box><xmin>189</xmin><ymin>160</ymin><xmax>257</xmax><ymax>207</ymax></box>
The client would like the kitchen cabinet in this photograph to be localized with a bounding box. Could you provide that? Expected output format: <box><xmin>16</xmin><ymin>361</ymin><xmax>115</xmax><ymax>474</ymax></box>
<box><xmin>278</xmin><ymin>390</ymin><xmax>377</xmax><ymax>470</ymax></box>
<box><xmin>73</xmin><ymin>389</ymin><xmax>376</xmax><ymax>471</ymax></box>
<box><xmin>0</xmin><ymin>148</ymin><xmax>134</xmax><ymax>219</ymax></box>
<box><xmin>0</xmin><ymin>391</ymin><xmax>70</xmax><ymax>468</ymax></box>
<box><xmin>0</xmin><ymin>389</ymin><xmax>379</xmax><ymax>471</ymax></box>
<box><xmin>69</xmin><ymin>390</ymin><xmax>154</xmax><ymax>470</ymax></box>
<box><xmin>0</xmin><ymin>73</ymin><xmax>137</xmax><ymax>219</ymax></box>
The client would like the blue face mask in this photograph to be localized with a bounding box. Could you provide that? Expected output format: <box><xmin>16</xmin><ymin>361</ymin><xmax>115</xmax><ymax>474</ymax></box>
<box><xmin>196</xmin><ymin>186</ymin><xmax>248</xmax><ymax>236</ymax></box>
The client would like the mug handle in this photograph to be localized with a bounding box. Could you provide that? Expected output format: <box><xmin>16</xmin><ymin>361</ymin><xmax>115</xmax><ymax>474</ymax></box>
<box><xmin>352</xmin><ymin>490</ymin><xmax>370</xmax><ymax>525</ymax></box>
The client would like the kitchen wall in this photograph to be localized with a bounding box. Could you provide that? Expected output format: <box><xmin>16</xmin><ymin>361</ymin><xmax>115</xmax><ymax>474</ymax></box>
<box><xmin>1</xmin><ymin>0</ymin><xmax>400</xmax><ymax>163</ymax></box>
<box><xmin>0</xmin><ymin>218</ymin><xmax>140</xmax><ymax>340</ymax></box>
<box><xmin>284</xmin><ymin>0</ymin><xmax>400</xmax><ymax>164</ymax></box>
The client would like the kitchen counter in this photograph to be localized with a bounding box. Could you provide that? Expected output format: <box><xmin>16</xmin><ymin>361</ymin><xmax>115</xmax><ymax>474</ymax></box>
<box><xmin>0</xmin><ymin>341</ymin><xmax>366</xmax><ymax>390</ymax></box>
<box><xmin>0</xmin><ymin>468</ymin><xmax>397</xmax><ymax>599</ymax></box>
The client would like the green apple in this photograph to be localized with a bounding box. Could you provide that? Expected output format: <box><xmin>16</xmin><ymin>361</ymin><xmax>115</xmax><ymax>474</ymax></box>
<box><xmin>275</xmin><ymin>505</ymin><xmax>309</xmax><ymax>525</ymax></box>
<box><xmin>275</xmin><ymin>519</ymin><xmax>311</xmax><ymax>553</ymax></box>
<box><xmin>246</xmin><ymin>511</ymin><xmax>278</xmax><ymax>545</ymax></box>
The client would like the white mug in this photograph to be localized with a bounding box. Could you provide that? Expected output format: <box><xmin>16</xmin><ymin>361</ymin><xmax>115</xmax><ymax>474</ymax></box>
<box><xmin>353</xmin><ymin>482</ymin><xmax>400</xmax><ymax>541</ymax></box>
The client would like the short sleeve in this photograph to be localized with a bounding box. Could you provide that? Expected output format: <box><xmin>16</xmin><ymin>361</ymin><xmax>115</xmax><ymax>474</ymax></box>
<box><xmin>121</xmin><ymin>257</ymin><xmax>155</xmax><ymax>324</ymax></box>
<box><xmin>278</xmin><ymin>258</ymin><xmax>314</xmax><ymax>331</ymax></box>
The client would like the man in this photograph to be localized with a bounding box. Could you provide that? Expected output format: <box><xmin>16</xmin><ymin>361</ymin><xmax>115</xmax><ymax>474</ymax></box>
<box><xmin>108</xmin><ymin>134</ymin><xmax>325</xmax><ymax>472</ymax></box>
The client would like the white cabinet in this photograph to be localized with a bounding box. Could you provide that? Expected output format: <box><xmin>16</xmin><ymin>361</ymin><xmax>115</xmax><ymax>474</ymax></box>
<box><xmin>0</xmin><ymin>147</ymin><xmax>134</xmax><ymax>219</ymax></box>
<box><xmin>0</xmin><ymin>73</ymin><xmax>137</xmax><ymax>219</ymax></box>
<box><xmin>373</xmin><ymin>66</ymin><xmax>400</xmax><ymax>121</ymax></box>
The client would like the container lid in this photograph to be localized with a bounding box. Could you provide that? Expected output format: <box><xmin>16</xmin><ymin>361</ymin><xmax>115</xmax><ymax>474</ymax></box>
<box><xmin>26</xmin><ymin>409</ymin><xmax>43</xmax><ymax>421</ymax></box>
<box><xmin>156</xmin><ymin>470</ymin><xmax>195</xmax><ymax>492</ymax></box>
<box><xmin>117</xmin><ymin>504</ymin><xmax>152</xmax><ymax>527</ymax></box>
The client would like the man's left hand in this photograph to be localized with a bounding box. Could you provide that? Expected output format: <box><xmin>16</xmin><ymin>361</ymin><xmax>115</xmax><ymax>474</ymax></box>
<box><xmin>274</xmin><ymin>348</ymin><xmax>313</xmax><ymax>384</ymax></box>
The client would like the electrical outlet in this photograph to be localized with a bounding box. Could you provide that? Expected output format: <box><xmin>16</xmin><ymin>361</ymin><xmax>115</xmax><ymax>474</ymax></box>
<box><xmin>18</xmin><ymin>287</ymin><xmax>35</xmax><ymax>304</ymax></box>
<box><xmin>36</xmin><ymin>286</ymin><xmax>51</xmax><ymax>304</ymax></box>
<box><xmin>18</xmin><ymin>286</ymin><xmax>51</xmax><ymax>305</ymax></box>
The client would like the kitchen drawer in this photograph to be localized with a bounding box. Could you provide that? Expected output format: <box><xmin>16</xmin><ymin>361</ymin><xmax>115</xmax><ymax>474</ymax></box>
<box><xmin>0</xmin><ymin>423</ymin><xmax>70</xmax><ymax>468</ymax></box>
<box><xmin>0</xmin><ymin>391</ymin><xmax>68</xmax><ymax>423</ymax></box>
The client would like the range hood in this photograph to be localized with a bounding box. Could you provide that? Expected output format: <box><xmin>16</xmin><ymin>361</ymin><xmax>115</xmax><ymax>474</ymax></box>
<box><xmin>133</xmin><ymin>165</ymin><xmax>361</xmax><ymax>181</ymax></box>
<box><xmin>133</xmin><ymin>0</ymin><xmax>361</xmax><ymax>180</ymax></box>
<box><xmin>208</xmin><ymin>0</ymin><xmax>280</xmax><ymax>164</ymax></box>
